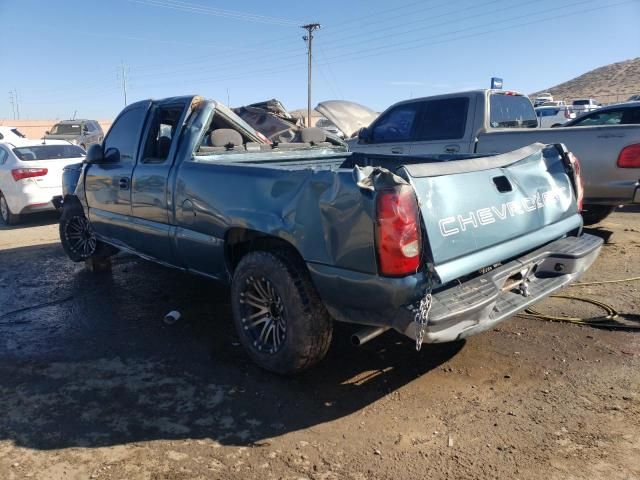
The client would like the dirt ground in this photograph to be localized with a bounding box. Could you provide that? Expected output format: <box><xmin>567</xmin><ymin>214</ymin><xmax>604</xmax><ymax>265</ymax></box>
<box><xmin>0</xmin><ymin>208</ymin><xmax>638</xmax><ymax>480</ymax></box>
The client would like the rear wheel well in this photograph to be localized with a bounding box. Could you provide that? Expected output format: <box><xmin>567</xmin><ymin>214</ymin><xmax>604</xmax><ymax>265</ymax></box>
<box><xmin>225</xmin><ymin>228</ymin><xmax>303</xmax><ymax>274</ymax></box>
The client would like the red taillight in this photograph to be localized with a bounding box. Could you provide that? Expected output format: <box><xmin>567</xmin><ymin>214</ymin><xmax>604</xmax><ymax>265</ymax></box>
<box><xmin>11</xmin><ymin>168</ymin><xmax>48</xmax><ymax>181</ymax></box>
<box><xmin>568</xmin><ymin>152</ymin><xmax>584</xmax><ymax>211</ymax></box>
<box><xmin>617</xmin><ymin>144</ymin><xmax>640</xmax><ymax>168</ymax></box>
<box><xmin>375</xmin><ymin>186</ymin><xmax>421</xmax><ymax>276</ymax></box>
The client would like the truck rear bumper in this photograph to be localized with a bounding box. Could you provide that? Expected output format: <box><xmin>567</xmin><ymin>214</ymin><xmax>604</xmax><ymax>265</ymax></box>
<box><xmin>310</xmin><ymin>233</ymin><xmax>602</xmax><ymax>344</ymax></box>
<box><xmin>401</xmin><ymin>233</ymin><xmax>602</xmax><ymax>343</ymax></box>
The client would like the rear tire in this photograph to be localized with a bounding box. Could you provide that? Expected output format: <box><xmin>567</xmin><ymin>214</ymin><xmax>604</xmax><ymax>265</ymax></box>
<box><xmin>59</xmin><ymin>201</ymin><xmax>117</xmax><ymax>262</ymax></box>
<box><xmin>231</xmin><ymin>249</ymin><xmax>333</xmax><ymax>375</ymax></box>
<box><xmin>0</xmin><ymin>192</ymin><xmax>20</xmax><ymax>226</ymax></box>
<box><xmin>581</xmin><ymin>205</ymin><xmax>616</xmax><ymax>226</ymax></box>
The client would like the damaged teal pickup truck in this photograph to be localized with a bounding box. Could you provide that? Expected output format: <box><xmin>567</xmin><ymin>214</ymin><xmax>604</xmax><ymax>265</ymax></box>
<box><xmin>59</xmin><ymin>95</ymin><xmax>602</xmax><ymax>374</ymax></box>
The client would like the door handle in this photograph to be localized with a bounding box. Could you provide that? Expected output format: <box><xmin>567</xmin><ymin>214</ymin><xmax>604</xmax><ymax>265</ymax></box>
<box><xmin>119</xmin><ymin>177</ymin><xmax>130</xmax><ymax>190</ymax></box>
<box><xmin>444</xmin><ymin>145</ymin><xmax>460</xmax><ymax>153</ymax></box>
<box><xmin>391</xmin><ymin>147</ymin><xmax>404</xmax><ymax>154</ymax></box>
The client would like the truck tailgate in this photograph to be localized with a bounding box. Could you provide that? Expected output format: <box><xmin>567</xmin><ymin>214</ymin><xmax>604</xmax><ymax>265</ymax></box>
<box><xmin>400</xmin><ymin>144</ymin><xmax>582</xmax><ymax>284</ymax></box>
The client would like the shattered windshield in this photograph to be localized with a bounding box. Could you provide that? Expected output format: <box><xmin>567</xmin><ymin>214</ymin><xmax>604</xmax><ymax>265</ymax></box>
<box><xmin>234</xmin><ymin>107</ymin><xmax>298</xmax><ymax>143</ymax></box>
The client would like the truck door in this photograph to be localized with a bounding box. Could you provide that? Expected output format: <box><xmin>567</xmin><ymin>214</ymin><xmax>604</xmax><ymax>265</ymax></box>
<box><xmin>85</xmin><ymin>102</ymin><xmax>151</xmax><ymax>244</ymax></box>
<box><xmin>128</xmin><ymin>99</ymin><xmax>192</xmax><ymax>262</ymax></box>
<box><xmin>410</xmin><ymin>96</ymin><xmax>475</xmax><ymax>155</ymax></box>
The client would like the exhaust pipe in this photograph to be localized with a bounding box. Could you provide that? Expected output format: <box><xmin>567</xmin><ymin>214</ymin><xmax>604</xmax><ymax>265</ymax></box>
<box><xmin>351</xmin><ymin>326</ymin><xmax>389</xmax><ymax>346</ymax></box>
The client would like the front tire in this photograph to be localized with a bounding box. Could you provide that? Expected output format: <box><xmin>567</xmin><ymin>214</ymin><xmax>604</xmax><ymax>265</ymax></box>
<box><xmin>0</xmin><ymin>192</ymin><xmax>20</xmax><ymax>226</ymax></box>
<box><xmin>231</xmin><ymin>249</ymin><xmax>333</xmax><ymax>375</ymax></box>
<box><xmin>59</xmin><ymin>201</ymin><xmax>116</xmax><ymax>262</ymax></box>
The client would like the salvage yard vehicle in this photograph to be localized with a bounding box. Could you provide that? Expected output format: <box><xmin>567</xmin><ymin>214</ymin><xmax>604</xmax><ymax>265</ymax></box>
<box><xmin>535</xmin><ymin>105</ymin><xmax>575</xmax><ymax>128</ymax></box>
<box><xmin>58</xmin><ymin>94</ymin><xmax>601</xmax><ymax>374</ymax></box>
<box><xmin>563</xmin><ymin>101</ymin><xmax>640</xmax><ymax>127</ymax></box>
<box><xmin>571</xmin><ymin>98</ymin><xmax>600</xmax><ymax>114</ymax></box>
<box><xmin>315</xmin><ymin>100</ymin><xmax>379</xmax><ymax>139</ymax></box>
<box><xmin>0</xmin><ymin>141</ymin><xmax>86</xmax><ymax>225</ymax></box>
<box><xmin>347</xmin><ymin>89</ymin><xmax>640</xmax><ymax>225</ymax></box>
<box><xmin>533</xmin><ymin>92</ymin><xmax>553</xmax><ymax>106</ymax></box>
<box><xmin>0</xmin><ymin>126</ymin><xmax>29</xmax><ymax>146</ymax></box>
<box><xmin>44</xmin><ymin>119</ymin><xmax>104</xmax><ymax>149</ymax></box>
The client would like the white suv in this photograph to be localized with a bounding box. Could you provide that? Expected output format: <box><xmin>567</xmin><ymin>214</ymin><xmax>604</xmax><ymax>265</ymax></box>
<box><xmin>535</xmin><ymin>106</ymin><xmax>576</xmax><ymax>128</ymax></box>
<box><xmin>571</xmin><ymin>99</ymin><xmax>600</xmax><ymax>114</ymax></box>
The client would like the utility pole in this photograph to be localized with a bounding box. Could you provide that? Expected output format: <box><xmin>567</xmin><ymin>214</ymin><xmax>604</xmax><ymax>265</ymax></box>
<box><xmin>301</xmin><ymin>23</ymin><xmax>320</xmax><ymax>127</ymax></box>
<box><xmin>13</xmin><ymin>90</ymin><xmax>20</xmax><ymax>119</ymax></box>
<box><xmin>8</xmin><ymin>91</ymin><xmax>15</xmax><ymax>120</ymax></box>
<box><xmin>118</xmin><ymin>62</ymin><xmax>129</xmax><ymax>107</ymax></box>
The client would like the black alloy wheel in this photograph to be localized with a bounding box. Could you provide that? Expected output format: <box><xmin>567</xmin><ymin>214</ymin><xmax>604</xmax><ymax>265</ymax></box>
<box><xmin>238</xmin><ymin>275</ymin><xmax>287</xmax><ymax>354</ymax></box>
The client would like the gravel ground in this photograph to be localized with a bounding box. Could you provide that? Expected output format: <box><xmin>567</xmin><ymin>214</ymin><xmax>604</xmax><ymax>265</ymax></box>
<box><xmin>0</xmin><ymin>208</ymin><xmax>638</xmax><ymax>480</ymax></box>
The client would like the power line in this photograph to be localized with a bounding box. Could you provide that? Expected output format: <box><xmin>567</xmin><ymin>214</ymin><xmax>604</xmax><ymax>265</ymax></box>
<box><xmin>104</xmin><ymin>0</ymin><xmax>633</xmax><ymax>98</ymax></box>
<box><xmin>127</xmin><ymin>0</ymin><xmax>303</xmax><ymax>26</ymax></box>
<box><xmin>318</xmin><ymin>0</ymin><xmax>634</xmax><ymax>66</ymax></box>
<box><xmin>119</xmin><ymin>0</ymin><xmax>466</xmax><ymax>76</ymax></box>
<box><xmin>7</xmin><ymin>0</ymin><xmax>633</xmax><ymax>112</ymax></box>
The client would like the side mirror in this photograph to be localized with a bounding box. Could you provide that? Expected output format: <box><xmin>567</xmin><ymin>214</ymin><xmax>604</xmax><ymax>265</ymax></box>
<box><xmin>45</xmin><ymin>130</ymin><xmax>50</xmax><ymax>135</ymax></box>
<box><xmin>84</xmin><ymin>144</ymin><xmax>104</xmax><ymax>164</ymax></box>
<box><xmin>358</xmin><ymin>127</ymin><xmax>370</xmax><ymax>143</ymax></box>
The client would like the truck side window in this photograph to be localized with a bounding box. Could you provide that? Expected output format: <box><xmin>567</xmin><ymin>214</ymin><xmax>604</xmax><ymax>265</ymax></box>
<box><xmin>103</xmin><ymin>106</ymin><xmax>146</xmax><ymax>165</ymax></box>
<box><xmin>142</xmin><ymin>105</ymin><xmax>185</xmax><ymax>164</ymax></box>
<box><xmin>371</xmin><ymin>103</ymin><xmax>420</xmax><ymax>143</ymax></box>
<box><xmin>414</xmin><ymin>97</ymin><xmax>469</xmax><ymax>141</ymax></box>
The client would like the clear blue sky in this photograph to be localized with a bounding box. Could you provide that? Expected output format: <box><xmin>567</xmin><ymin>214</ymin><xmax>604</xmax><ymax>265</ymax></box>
<box><xmin>0</xmin><ymin>0</ymin><xmax>638</xmax><ymax>119</ymax></box>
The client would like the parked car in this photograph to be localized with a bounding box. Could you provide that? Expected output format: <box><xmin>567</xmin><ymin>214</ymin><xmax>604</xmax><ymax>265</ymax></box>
<box><xmin>233</xmin><ymin>98</ymin><xmax>345</xmax><ymax>144</ymax></box>
<box><xmin>0</xmin><ymin>141</ymin><xmax>85</xmax><ymax>225</ymax></box>
<box><xmin>563</xmin><ymin>101</ymin><xmax>640</xmax><ymax>127</ymax></box>
<box><xmin>0</xmin><ymin>126</ymin><xmax>29</xmax><ymax>145</ymax></box>
<box><xmin>343</xmin><ymin>89</ymin><xmax>640</xmax><ymax>224</ymax></box>
<box><xmin>44</xmin><ymin>119</ymin><xmax>104</xmax><ymax>149</ymax></box>
<box><xmin>626</xmin><ymin>94</ymin><xmax>640</xmax><ymax>102</ymax></box>
<box><xmin>315</xmin><ymin>100</ymin><xmax>379</xmax><ymax>139</ymax></box>
<box><xmin>315</xmin><ymin>117</ymin><xmax>344</xmax><ymax>138</ymax></box>
<box><xmin>535</xmin><ymin>106</ymin><xmax>576</xmax><ymax>127</ymax></box>
<box><xmin>57</xmin><ymin>94</ymin><xmax>601</xmax><ymax>374</ymax></box>
<box><xmin>571</xmin><ymin>98</ymin><xmax>600</xmax><ymax>114</ymax></box>
<box><xmin>533</xmin><ymin>93</ymin><xmax>553</xmax><ymax>106</ymax></box>
<box><xmin>540</xmin><ymin>100</ymin><xmax>566</xmax><ymax>107</ymax></box>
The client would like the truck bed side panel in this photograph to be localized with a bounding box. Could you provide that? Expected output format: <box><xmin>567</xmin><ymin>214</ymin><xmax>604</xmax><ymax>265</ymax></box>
<box><xmin>172</xmin><ymin>158</ymin><xmax>379</xmax><ymax>280</ymax></box>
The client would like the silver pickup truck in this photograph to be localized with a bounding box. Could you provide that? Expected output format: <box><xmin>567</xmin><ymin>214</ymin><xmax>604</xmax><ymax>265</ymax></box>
<box><xmin>330</xmin><ymin>90</ymin><xmax>640</xmax><ymax>224</ymax></box>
